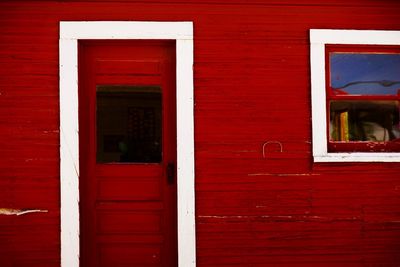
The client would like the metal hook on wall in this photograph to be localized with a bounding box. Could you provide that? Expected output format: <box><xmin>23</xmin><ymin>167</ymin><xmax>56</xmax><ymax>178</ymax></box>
<box><xmin>262</xmin><ymin>141</ymin><xmax>283</xmax><ymax>158</ymax></box>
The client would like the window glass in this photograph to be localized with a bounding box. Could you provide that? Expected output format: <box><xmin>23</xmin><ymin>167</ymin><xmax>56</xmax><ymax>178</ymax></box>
<box><xmin>329</xmin><ymin>100</ymin><xmax>400</xmax><ymax>142</ymax></box>
<box><xmin>330</xmin><ymin>53</ymin><xmax>400</xmax><ymax>96</ymax></box>
<box><xmin>96</xmin><ymin>86</ymin><xmax>162</xmax><ymax>163</ymax></box>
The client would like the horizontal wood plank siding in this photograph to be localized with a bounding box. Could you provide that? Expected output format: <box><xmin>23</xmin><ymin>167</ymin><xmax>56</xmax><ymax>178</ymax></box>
<box><xmin>0</xmin><ymin>0</ymin><xmax>400</xmax><ymax>266</ymax></box>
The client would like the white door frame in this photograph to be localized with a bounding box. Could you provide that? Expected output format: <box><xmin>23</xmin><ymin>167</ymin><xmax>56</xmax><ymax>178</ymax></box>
<box><xmin>59</xmin><ymin>21</ymin><xmax>196</xmax><ymax>267</ymax></box>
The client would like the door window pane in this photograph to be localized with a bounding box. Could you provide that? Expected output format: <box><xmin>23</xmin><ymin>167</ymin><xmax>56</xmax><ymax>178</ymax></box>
<box><xmin>96</xmin><ymin>86</ymin><xmax>162</xmax><ymax>163</ymax></box>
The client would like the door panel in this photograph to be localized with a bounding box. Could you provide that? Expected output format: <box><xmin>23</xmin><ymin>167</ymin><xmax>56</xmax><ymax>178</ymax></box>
<box><xmin>99</xmin><ymin>245</ymin><xmax>162</xmax><ymax>267</ymax></box>
<box><xmin>79</xmin><ymin>40</ymin><xmax>177</xmax><ymax>267</ymax></box>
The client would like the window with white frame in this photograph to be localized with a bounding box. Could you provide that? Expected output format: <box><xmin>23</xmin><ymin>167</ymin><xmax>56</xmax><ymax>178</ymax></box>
<box><xmin>310</xmin><ymin>29</ymin><xmax>400</xmax><ymax>162</ymax></box>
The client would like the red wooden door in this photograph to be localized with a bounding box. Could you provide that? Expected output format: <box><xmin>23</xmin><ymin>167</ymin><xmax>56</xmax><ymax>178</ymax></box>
<box><xmin>78</xmin><ymin>40</ymin><xmax>177</xmax><ymax>267</ymax></box>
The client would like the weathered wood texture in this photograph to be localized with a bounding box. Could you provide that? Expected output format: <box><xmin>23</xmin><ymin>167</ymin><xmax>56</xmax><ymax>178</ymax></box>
<box><xmin>0</xmin><ymin>1</ymin><xmax>400</xmax><ymax>266</ymax></box>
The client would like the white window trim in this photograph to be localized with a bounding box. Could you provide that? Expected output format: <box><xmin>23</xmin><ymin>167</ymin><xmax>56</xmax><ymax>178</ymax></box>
<box><xmin>310</xmin><ymin>29</ymin><xmax>400</xmax><ymax>162</ymax></box>
<box><xmin>59</xmin><ymin>21</ymin><xmax>196</xmax><ymax>267</ymax></box>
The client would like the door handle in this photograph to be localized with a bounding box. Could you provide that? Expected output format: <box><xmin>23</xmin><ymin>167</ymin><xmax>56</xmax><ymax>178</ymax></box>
<box><xmin>167</xmin><ymin>162</ymin><xmax>175</xmax><ymax>185</ymax></box>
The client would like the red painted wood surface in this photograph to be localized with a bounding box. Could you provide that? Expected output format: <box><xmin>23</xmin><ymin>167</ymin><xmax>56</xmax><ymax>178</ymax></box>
<box><xmin>79</xmin><ymin>41</ymin><xmax>177</xmax><ymax>267</ymax></box>
<box><xmin>0</xmin><ymin>1</ymin><xmax>399</xmax><ymax>266</ymax></box>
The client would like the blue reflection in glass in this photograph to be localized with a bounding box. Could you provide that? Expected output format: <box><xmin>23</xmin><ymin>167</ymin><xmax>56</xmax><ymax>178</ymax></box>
<box><xmin>330</xmin><ymin>53</ymin><xmax>400</xmax><ymax>95</ymax></box>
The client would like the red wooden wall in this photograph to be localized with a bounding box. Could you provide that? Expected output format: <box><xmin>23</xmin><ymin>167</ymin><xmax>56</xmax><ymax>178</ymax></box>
<box><xmin>1</xmin><ymin>0</ymin><xmax>400</xmax><ymax>266</ymax></box>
